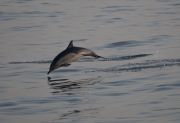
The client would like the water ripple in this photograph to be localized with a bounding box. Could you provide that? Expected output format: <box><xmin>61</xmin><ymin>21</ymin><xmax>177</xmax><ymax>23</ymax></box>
<box><xmin>9</xmin><ymin>60</ymin><xmax>51</xmax><ymax>64</ymax></box>
<box><xmin>154</xmin><ymin>82</ymin><xmax>180</xmax><ymax>92</ymax></box>
<box><xmin>105</xmin><ymin>40</ymin><xmax>142</xmax><ymax>48</ymax></box>
<box><xmin>0</xmin><ymin>11</ymin><xmax>65</xmax><ymax>21</ymax></box>
<box><xmin>0</xmin><ymin>102</ymin><xmax>17</xmax><ymax>108</ymax></box>
<box><xmin>101</xmin><ymin>58</ymin><xmax>180</xmax><ymax>73</ymax></box>
<box><xmin>58</xmin><ymin>107</ymin><xmax>100</xmax><ymax>121</ymax></box>
<box><xmin>101</xmin><ymin>5</ymin><xmax>136</xmax><ymax>13</ymax></box>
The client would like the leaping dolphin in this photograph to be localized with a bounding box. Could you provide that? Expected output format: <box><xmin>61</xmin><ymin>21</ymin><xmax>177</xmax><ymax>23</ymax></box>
<box><xmin>47</xmin><ymin>40</ymin><xmax>102</xmax><ymax>74</ymax></box>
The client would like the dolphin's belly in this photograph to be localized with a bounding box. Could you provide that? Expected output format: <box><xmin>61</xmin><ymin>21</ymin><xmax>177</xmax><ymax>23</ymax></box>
<box><xmin>56</xmin><ymin>53</ymin><xmax>81</xmax><ymax>67</ymax></box>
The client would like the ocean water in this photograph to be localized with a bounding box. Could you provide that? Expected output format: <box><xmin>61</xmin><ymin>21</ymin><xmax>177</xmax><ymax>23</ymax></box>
<box><xmin>0</xmin><ymin>0</ymin><xmax>180</xmax><ymax>123</ymax></box>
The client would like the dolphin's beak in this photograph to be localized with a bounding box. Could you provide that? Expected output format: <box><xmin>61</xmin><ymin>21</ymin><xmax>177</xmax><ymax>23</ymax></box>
<box><xmin>47</xmin><ymin>70</ymin><xmax>51</xmax><ymax>74</ymax></box>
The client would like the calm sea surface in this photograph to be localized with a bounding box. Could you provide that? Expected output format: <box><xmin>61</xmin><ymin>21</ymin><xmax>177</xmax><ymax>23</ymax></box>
<box><xmin>0</xmin><ymin>0</ymin><xmax>180</xmax><ymax>123</ymax></box>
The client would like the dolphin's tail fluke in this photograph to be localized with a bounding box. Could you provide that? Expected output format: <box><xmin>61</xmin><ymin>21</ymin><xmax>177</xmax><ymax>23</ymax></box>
<box><xmin>95</xmin><ymin>55</ymin><xmax>105</xmax><ymax>59</ymax></box>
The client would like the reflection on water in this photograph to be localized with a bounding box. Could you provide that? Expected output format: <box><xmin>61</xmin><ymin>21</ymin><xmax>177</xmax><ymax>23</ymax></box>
<box><xmin>47</xmin><ymin>76</ymin><xmax>101</xmax><ymax>94</ymax></box>
<box><xmin>48</xmin><ymin>77</ymin><xmax>81</xmax><ymax>93</ymax></box>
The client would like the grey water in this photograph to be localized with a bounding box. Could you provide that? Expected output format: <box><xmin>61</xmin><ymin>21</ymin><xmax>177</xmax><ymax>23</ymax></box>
<box><xmin>0</xmin><ymin>0</ymin><xmax>180</xmax><ymax>123</ymax></box>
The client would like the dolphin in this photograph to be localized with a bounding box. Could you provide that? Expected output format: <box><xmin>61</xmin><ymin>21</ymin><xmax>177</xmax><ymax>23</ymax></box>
<box><xmin>47</xmin><ymin>40</ymin><xmax>102</xmax><ymax>74</ymax></box>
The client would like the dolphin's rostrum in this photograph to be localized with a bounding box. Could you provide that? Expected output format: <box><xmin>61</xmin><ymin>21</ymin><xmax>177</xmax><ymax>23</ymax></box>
<box><xmin>47</xmin><ymin>40</ymin><xmax>102</xmax><ymax>74</ymax></box>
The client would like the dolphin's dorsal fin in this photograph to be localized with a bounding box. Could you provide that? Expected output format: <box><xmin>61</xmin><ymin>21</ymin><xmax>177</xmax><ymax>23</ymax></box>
<box><xmin>67</xmin><ymin>40</ymin><xmax>74</xmax><ymax>49</ymax></box>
